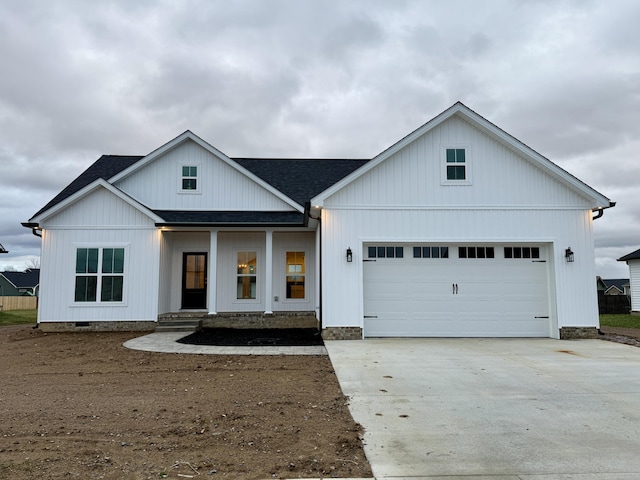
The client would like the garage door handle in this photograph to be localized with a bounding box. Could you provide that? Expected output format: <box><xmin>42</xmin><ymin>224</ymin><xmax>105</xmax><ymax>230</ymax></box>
<box><xmin>452</xmin><ymin>283</ymin><xmax>458</xmax><ymax>294</ymax></box>
<box><xmin>535</xmin><ymin>316</ymin><xmax>549</xmax><ymax>318</ymax></box>
<box><xmin>364</xmin><ymin>315</ymin><xmax>378</xmax><ymax>318</ymax></box>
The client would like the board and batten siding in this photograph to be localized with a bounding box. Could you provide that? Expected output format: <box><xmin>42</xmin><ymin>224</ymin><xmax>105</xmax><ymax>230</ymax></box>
<box><xmin>38</xmin><ymin>228</ymin><xmax>160</xmax><ymax>323</ymax></box>
<box><xmin>629</xmin><ymin>261</ymin><xmax>640</xmax><ymax>313</ymax></box>
<box><xmin>271</xmin><ymin>232</ymin><xmax>316</xmax><ymax>312</ymax></box>
<box><xmin>213</xmin><ymin>232</ymin><xmax>316</xmax><ymax>313</ymax></box>
<box><xmin>37</xmin><ymin>187</ymin><xmax>160</xmax><ymax>323</ymax></box>
<box><xmin>114</xmin><ymin>140</ymin><xmax>295</xmax><ymax>211</ymax></box>
<box><xmin>320</xmin><ymin>207</ymin><xmax>599</xmax><ymax>338</ymax></box>
<box><xmin>41</xmin><ymin>187</ymin><xmax>155</xmax><ymax>228</ymax></box>
<box><xmin>160</xmin><ymin>231</ymin><xmax>210</xmax><ymax>313</ymax></box>
<box><xmin>324</xmin><ymin>116</ymin><xmax>593</xmax><ymax>209</ymax></box>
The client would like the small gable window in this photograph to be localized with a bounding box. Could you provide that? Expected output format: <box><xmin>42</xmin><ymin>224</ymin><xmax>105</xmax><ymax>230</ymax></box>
<box><xmin>442</xmin><ymin>146</ymin><xmax>471</xmax><ymax>185</ymax></box>
<box><xmin>181</xmin><ymin>165</ymin><xmax>198</xmax><ymax>190</ymax></box>
<box><xmin>446</xmin><ymin>148</ymin><xmax>466</xmax><ymax>180</ymax></box>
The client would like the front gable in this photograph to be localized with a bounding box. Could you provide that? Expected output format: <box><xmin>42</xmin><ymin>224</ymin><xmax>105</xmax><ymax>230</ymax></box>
<box><xmin>321</xmin><ymin>114</ymin><xmax>593</xmax><ymax>209</ymax></box>
<box><xmin>111</xmin><ymin>132</ymin><xmax>302</xmax><ymax>213</ymax></box>
<box><xmin>313</xmin><ymin>103</ymin><xmax>612</xmax><ymax>211</ymax></box>
<box><xmin>35</xmin><ymin>180</ymin><xmax>160</xmax><ymax>228</ymax></box>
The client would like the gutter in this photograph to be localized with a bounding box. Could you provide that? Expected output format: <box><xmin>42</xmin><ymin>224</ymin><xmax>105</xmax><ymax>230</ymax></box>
<box><xmin>21</xmin><ymin>222</ymin><xmax>42</xmax><ymax>237</ymax></box>
<box><xmin>592</xmin><ymin>201</ymin><xmax>616</xmax><ymax>221</ymax></box>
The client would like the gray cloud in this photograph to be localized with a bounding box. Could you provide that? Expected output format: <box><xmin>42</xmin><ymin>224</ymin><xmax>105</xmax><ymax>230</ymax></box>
<box><xmin>0</xmin><ymin>0</ymin><xmax>638</xmax><ymax>277</ymax></box>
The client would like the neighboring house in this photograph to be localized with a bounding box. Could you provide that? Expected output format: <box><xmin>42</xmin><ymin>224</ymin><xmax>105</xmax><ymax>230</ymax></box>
<box><xmin>0</xmin><ymin>269</ymin><xmax>40</xmax><ymax>296</ymax></box>
<box><xmin>601</xmin><ymin>278</ymin><xmax>630</xmax><ymax>296</ymax></box>
<box><xmin>618</xmin><ymin>248</ymin><xmax>640</xmax><ymax>315</ymax></box>
<box><xmin>23</xmin><ymin>102</ymin><xmax>614</xmax><ymax>339</ymax></box>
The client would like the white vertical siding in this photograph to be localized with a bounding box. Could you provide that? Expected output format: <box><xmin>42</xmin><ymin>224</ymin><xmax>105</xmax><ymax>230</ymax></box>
<box><xmin>162</xmin><ymin>232</ymin><xmax>210</xmax><ymax>312</ymax></box>
<box><xmin>114</xmin><ymin>140</ymin><xmax>295</xmax><ymax>211</ymax></box>
<box><xmin>207</xmin><ymin>231</ymin><xmax>317</xmax><ymax>313</ymax></box>
<box><xmin>157</xmin><ymin>230</ymin><xmax>172</xmax><ymax>314</ymax></box>
<box><xmin>324</xmin><ymin>116</ymin><xmax>592</xmax><ymax>209</ymax></box>
<box><xmin>38</xmin><ymin>188</ymin><xmax>160</xmax><ymax>323</ymax></box>
<box><xmin>216</xmin><ymin>232</ymin><xmax>265</xmax><ymax>312</ymax></box>
<box><xmin>38</xmin><ymin>227</ymin><xmax>161</xmax><ymax>322</ymax></box>
<box><xmin>272</xmin><ymin>232</ymin><xmax>316</xmax><ymax>312</ymax></box>
<box><xmin>318</xmin><ymin>114</ymin><xmax>602</xmax><ymax>337</ymax></box>
<box><xmin>43</xmin><ymin>187</ymin><xmax>155</xmax><ymax>227</ymax></box>
<box><xmin>321</xmin><ymin>208</ymin><xmax>600</xmax><ymax>336</ymax></box>
<box><xmin>629</xmin><ymin>261</ymin><xmax>640</xmax><ymax>312</ymax></box>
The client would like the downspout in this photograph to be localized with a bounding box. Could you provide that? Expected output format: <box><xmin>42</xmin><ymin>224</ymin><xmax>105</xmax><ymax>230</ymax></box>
<box><xmin>592</xmin><ymin>201</ymin><xmax>616</xmax><ymax>221</ymax></box>
<box><xmin>307</xmin><ymin>203</ymin><xmax>322</xmax><ymax>331</ymax></box>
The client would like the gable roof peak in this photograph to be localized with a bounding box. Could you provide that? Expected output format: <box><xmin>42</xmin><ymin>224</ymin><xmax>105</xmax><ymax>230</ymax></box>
<box><xmin>311</xmin><ymin>101</ymin><xmax>613</xmax><ymax>209</ymax></box>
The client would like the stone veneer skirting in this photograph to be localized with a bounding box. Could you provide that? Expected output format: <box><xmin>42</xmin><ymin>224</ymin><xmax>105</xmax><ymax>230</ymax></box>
<box><xmin>559</xmin><ymin>327</ymin><xmax>599</xmax><ymax>339</ymax></box>
<box><xmin>201</xmin><ymin>311</ymin><xmax>318</xmax><ymax>329</ymax></box>
<box><xmin>37</xmin><ymin>321</ymin><xmax>156</xmax><ymax>333</ymax></box>
<box><xmin>321</xmin><ymin>326</ymin><xmax>363</xmax><ymax>340</ymax></box>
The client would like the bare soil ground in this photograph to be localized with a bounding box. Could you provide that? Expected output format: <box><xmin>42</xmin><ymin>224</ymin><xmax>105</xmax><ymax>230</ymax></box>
<box><xmin>599</xmin><ymin>325</ymin><xmax>640</xmax><ymax>347</ymax></box>
<box><xmin>0</xmin><ymin>326</ymin><xmax>372</xmax><ymax>480</ymax></box>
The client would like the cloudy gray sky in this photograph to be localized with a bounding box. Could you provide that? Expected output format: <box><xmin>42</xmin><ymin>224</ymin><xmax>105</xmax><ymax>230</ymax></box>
<box><xmin>0</xmin><ymin>0</ymin><xmax>638</xmax><ymax>278</ymax></box>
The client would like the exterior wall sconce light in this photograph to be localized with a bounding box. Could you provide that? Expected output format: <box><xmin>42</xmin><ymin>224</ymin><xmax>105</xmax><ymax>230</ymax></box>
<box><xmin>346</xmin><ymin>247</ymin><xmax>353</xmax><ymax>263</ymax></box>
<box><xmin>565</xmin><ymin>247</ymin><xmax>574</xmax><ymax>263</ymax></box>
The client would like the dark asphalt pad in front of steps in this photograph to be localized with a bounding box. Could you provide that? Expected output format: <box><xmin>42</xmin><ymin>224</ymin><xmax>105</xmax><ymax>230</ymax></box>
<box><xmin>177</xmin><ymin>328</ymin><xmax>324</xmax><ymax>347</ymax></box>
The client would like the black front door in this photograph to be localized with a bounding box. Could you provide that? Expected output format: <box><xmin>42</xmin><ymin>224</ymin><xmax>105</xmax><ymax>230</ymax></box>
<box><xmin>182</xmin><ymin>253</ymin><xmax>207</xmax><ymax>309</ymax></box>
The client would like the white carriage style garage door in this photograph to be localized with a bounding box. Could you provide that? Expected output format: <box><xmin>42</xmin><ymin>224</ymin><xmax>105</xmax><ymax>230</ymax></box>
<box><xmin>363</xmin><ymin>244</ymin><xmax>551</xmax><ymax>337</ymax></box>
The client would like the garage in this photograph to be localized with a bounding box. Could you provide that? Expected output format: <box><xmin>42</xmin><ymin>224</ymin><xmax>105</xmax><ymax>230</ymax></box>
<box><xmin>363</xmin><ymin>243</ymin><xmax>551</xmax><ymax>337</ymax></box>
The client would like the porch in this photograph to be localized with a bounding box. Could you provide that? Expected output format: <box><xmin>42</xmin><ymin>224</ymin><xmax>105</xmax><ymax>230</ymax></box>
<box><xmin>156</xmin><ymin>311</ymin><xmax>318</xmax><ymax>332</ymax></box>
<box><xmin>158</xmin><ymin>230</ymin><xmax>318</xmax><ymax>318</ymax></box>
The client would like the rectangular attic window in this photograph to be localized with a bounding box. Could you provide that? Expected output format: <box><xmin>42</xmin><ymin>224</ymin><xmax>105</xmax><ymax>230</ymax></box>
<box><xmin>182</xmin><ymin>166</ymin><xmax>198</xmax><ymax>190</ymax></box>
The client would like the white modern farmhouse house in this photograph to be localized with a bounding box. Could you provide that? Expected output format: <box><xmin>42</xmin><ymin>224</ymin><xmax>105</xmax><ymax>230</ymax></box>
<box><xmin>24</xmin><ymin>103</ymin><xmax>614</xmax><ymax>339</ymax></box>
<box><xmin>618</xmin><ymin>248</ymin><xmax>640</xmax><ymax>315</ymax></box>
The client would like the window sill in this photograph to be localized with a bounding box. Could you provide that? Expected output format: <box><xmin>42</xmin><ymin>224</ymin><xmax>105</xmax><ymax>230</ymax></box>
<box><xmin>441</xmin><ymin>180</ymin><xmax>472</xmax><ymax>186</ymax></box>
<box><xmin>70</xmin><ymin>302</ymin><xmax>127</xmax><ymax>307</ymax></box>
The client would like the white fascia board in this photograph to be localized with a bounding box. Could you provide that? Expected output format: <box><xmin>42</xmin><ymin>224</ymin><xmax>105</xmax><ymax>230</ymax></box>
<box><xmin>110</xmin><ymin>130</ymin><xmax>304</xmax><ymax>213</ymax></box>
<box><xmin>312</xmin><ymin>102</ymin><xmax>612</xmax><ymax>209</ymax></box>
<box><xmin>31</xmin><ymin>178</ymin><xmax>164</xmax><ymax>224</ymax></box>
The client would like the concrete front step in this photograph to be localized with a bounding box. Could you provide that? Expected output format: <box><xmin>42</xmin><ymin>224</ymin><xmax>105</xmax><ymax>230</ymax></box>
<box><xmin>155</xmin><ymin>316</ymin><xmax>203</xmax><ymax>333</ymax></box>
<box><xmin>155</xmin><ymin>325</ymin><xmax>200</xmax><ymax>333</ymax></box>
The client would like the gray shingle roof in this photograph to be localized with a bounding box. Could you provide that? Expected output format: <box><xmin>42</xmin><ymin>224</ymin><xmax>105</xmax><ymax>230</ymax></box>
<box><xmin>1</xmin><ymin>269</ymin><xmax>40</xmax><ymax>288</ymax></box>
<box><xmin>153</xmin><ymin>210</ymin><xmax>306</xmax><ymax>226</ymax></box>
<box><xmin>234</xmin><ymin>158</ymin><xmax>369</xmax><ymax>206</ymax></box>
<box><xmin>618</xmin><ymin>248</ymin><xmax>640</xmax><ymax>262</ymax></box>
<box><xmin>29</xmin><ymin>153</ymin><xmax>369</xmax><ymax>223</ymax></box>
<box><xmin>602</xmin><ymin>278</ymin><xmax>630</xmax><ymax>292</ymax></box>
<box><xmin>32</xmin><ymin>155</ymin><xmax>143</xmax><ymax>219</ymax></box>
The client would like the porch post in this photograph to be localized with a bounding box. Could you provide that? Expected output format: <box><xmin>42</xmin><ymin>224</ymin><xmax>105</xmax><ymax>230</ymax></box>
<box><xmin>208</xmin><ymin>230</ymin><xmax>217</xmax><ymax>315</ymax></box>
<box><xmin>264</xmin><ymin>229</ymin><xmax>273</xmax><ymax>314</ymax></box>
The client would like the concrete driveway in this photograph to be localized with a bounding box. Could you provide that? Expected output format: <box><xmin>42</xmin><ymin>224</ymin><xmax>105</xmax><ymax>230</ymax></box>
<box><xmin>325</xmin><ymin>338</ymin><xmax>640</xmax><ymax>480</ymax></box>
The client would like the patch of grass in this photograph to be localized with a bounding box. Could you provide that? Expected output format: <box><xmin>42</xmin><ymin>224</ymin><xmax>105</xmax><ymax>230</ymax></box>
<box><xmin>0</xmin><ymin>309</ymin><xmax>37</xmax><ymax>326</ymax></box>
<box><xmin>599</xmin><ymin>314</ymin><xmax>640</xmax><ymax>329</ymax></box>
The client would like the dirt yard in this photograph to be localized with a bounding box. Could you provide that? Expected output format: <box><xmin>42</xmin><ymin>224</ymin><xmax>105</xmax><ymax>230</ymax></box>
<box><xmin>0</xmin><ymin>326</ymin><xmax>372</xmax><ymax>480</ymax></box>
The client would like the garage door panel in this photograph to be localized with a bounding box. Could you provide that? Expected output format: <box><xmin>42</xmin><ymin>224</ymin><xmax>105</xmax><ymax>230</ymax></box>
<box><xmin>363</xmin><ymin>244</ymin><xmax>551</xmax><ymax>338</ymax></box>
